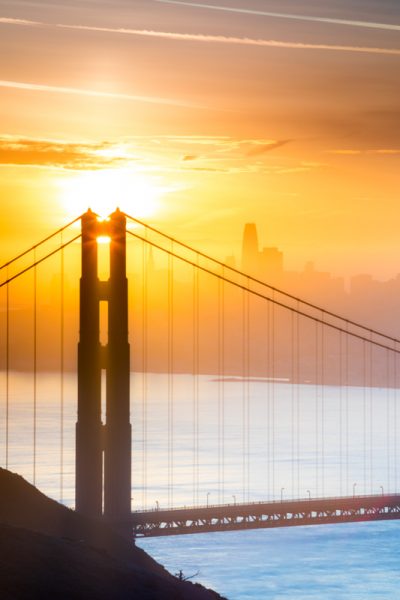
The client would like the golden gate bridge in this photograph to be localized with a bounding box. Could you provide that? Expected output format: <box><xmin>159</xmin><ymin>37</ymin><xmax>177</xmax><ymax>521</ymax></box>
<box><xmin>1</xmin><ymin>209</ymin><xmax>399</xmax><ymax>538</ymax></box>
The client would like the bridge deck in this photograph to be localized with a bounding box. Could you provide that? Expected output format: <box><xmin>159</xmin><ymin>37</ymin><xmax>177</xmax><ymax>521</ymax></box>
<box><xmin>128</xmin><ymin>494</ymin><xmax>400</xmax><ymax>537</ymax></box>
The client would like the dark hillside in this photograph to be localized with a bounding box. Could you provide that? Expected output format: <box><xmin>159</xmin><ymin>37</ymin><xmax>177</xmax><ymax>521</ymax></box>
<box><xmin>0</xmin><ymin>469</ymin><xmax>225</xmax><ymax>599</ymax></box>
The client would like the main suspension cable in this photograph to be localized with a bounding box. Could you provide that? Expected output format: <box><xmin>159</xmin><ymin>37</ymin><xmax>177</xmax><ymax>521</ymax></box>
<box><xmin>0</xmin><ymin>235</ymin><xmax>82</xmax><ymax>288</ymax></box>
<box><xmin>125</xmin><ymin>229</ymin><xmax>400</xmax><ymax>356</ymax></box>
<box><xmin>123</xmin><ymin>212</ymin><xmax>400</xmax><ymax>345</ymax></box>
<box><xmin>0</xmin><ymin>215</ymin><xmax>83</xmax><ymax>271</ymax></box>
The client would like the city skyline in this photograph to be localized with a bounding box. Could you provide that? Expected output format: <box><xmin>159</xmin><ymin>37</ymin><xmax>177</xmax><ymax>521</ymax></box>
<box><xmin>237</xmin><ymin>220</ymin><xmax>400</xmax><ymax>287</ymax></box>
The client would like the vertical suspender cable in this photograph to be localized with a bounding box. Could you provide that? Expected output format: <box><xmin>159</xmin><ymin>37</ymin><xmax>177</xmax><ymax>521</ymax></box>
<box><xmin>315</xmin><ymin>320</ymin><xmax>319</xmax><ymax>497</ymax></box>
<box><xmin>363</xmin><ymin>340</ymin><xmax>367</xmax><ymax>494</ymax></box>
<box><xmin>217</xmin><ymin>272</ymin><xmax>225</xmax><ymax>504</ymax></box>
<box><xmin>387</xmin><ymin>346</ymin><xmax>391</xmax><ymax>492</ymax></box>
<box><xmin>339</xmin><ymin>330</ymin><xmax>343</xmax><ymax>496</ymax></box>
<box><xmin>242</xmin><ymin>285</ymin><xmax>250</xmax><ymax>502</ymax></box>
<box><xmin>33</xmin><ymin>249</ymin><xmax>37</xmax><ymax>486</ymax></box>
<box><xmin>291</xmin><ymin>311</ymin><xmax>295</xmax><ymax>498</ymax></box>
<box><xmin>296</xmin><ymin>306</ymin><xmax>300</xmax><ymax>498</ymax></box>
<box><xmin>266</xmin><ymin>298</ymin><xmax>271</xmax><ymax>500</ymax></box>
<box><xmin>385</xmin><ymin>347</ymin><xmax>390</xmax><ymax>495</ymax></box>
<box><xmin>321</xmin><ymin>312</ymin><xmax>325</xmax><ymax>498</ymax></box>
<box><xmin>192</xmin><ymin>267</ymin><xmax>197</xmax><ymax>506</ymax></box>
<box><xmin>167</xmin><ymin>246</ymin><xmax>174</xmax><ymax>507</ymax></box>
<box><xmin>369</xmin><ymin>339</ymin><xmax>373</xmax><ymax>494</ymax></box>
<box><xmin>141</xmin><ymin>240</ymin><xmax>145</xmax><ymax>508</ymax></box>
<box><xmin>195</xmin><ymin>263</ymin><xmax>199</xmax><ymax>505</ymax></box>
<box><xmin>242</xmin><ymin>288</ymin><xmax>246</xmax><ymax>502</ymax></box>
<box><xmin>246</xmin><ymin>283</ymin><xmax>250</xmax><ymax>502</ymax></box>
<box><xmin>394</xmin><ymin>346</ymin><xmax>398</xmax><ymax>492</ymax></box>
<box><xmin>345</xmin><ymin>323</ymin><xmax>349</xmax><ymax>495</ymax></box>
<box><xmin>192</xmin><ymin>265</ymin><xmax>195</xmax><ymax>506</ymax></box>
<box><xmin>60</xmin><ymin>235</ymin><xmax>64</xmax><ymax>503</ymax></box>
<box><xmin>6</xmin><ymin>268</ymin><xmax>9</xmax><ymax>469</ymax></box>
<box><xmin>218</xmin><ymin>278</ymin><xmax>221</xmax><ymax>504</ymax></box>
<box><xmin>193</xmin><ymin>262</ymin><xmax>200</xmax><ymax>505</ymax></box>
<box><xmin>271</xmin><ymin>291</ymin><xmax>275</xmax><ymax>500</ymax></box>
<box><xmin>222</xmin><ymin>275</ymin><xmax>225</xmax><ymax>504</ymax></box>
<box><xmin>142</xmin><ymin>238</ymin><xmax>148</xmax><ymax>509</ymax></box>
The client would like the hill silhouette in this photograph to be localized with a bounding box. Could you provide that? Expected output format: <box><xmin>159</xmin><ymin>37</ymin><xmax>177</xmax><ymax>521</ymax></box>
<box><xmin>0</xmin><ymin>469</ymin><xmax>225</xmax><ymax>599</ymax></box>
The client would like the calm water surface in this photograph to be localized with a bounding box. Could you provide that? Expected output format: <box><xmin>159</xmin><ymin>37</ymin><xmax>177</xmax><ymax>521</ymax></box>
<box><xmin>1</xmin><ymin>372</ymin><xmax>399</xmax><ymax>599</ymax></box>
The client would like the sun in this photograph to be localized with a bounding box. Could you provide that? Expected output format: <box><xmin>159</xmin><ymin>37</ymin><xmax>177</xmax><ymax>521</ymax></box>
<box><xmin>60</xmin><ymin>168</ymin><xmax>164</xmax><ymax>220</ymax></box>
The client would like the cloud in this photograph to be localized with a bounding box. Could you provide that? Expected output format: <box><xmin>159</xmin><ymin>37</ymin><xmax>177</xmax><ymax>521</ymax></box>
<box><xmin>155</xmin><ymin>0</ymin><xmax>400</xmax><ymax>32</ymax></box>
<box><xmin>0</xmin><ymin>17</ymin><xmax>42</xmax><ymax>26</ymax></box>
<box><xmin>1</xmin><ymin>16</ymin><xmax>400</xmax><ymax>56</ymax></box>
<box><xmin>182</xmin><ymin>166</ymin><xmax>229</xmax><ymax>172</ymax></box>
<box><xmin>0</xmin><ymin>135</ymin><xmax>322</xmax><ymax>177</ymax></box>
<box><xmin>328</xmin><ymin>149</ymin><xmax>400</xmax><ymax>156</ymax></box>
<box><xmin>374</xmin><ymin>149</ymin><xmax>400</xmax><ymax>155</ymax></box>
<box><xmin>246</xmin><ymin>140</ymin><xmax>292</xmax><ymax>157</ymax></box>
<box><xmin>0</xmin><ymin>79</ymin><xmax>207</xmax><ymax>109</ymax></box>
<box><xmin>328</xmin><ymin>150</ymin><xmax>363</xmax><ymax>155</ymax></box>
<box><xmin>0</xmin><ymin>137</ymin><xmax>129</xmax><ymax>170</ymax></box>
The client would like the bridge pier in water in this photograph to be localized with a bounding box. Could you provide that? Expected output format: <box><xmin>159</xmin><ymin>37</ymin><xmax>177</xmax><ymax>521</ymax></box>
<box><xmin>76</xmin><ymin>209</ymin><xmax>131</xmax><ymax>527</ymax></box>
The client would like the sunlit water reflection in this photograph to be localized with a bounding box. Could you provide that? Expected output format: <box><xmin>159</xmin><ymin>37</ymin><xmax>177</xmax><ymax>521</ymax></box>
<box><xmin>1</xmin><ymin>373</ymin><xmax>399</xmax><ymax>598</ymax></box>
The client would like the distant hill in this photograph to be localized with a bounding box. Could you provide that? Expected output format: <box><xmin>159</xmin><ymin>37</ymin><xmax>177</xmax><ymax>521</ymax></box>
<box><xmin>0</xmin><ymin>469</ymin><xmax>225</xmax><ymax>599</ymax></box>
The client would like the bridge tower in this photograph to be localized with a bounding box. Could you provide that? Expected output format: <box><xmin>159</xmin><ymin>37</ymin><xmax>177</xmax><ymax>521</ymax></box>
<box><xmin>76</xmin><ymin>209</ymin><xmax>131</xmax><ymax>524</ymax></box>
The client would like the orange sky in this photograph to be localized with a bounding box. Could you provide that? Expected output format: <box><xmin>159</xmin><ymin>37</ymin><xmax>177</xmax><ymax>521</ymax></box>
<box><xmin>0</xmin><ymin>0</ymin><xmax>399</xmax><ymax>279</ymax></box>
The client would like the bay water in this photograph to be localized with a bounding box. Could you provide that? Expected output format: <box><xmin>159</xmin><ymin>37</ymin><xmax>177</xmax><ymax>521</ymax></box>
<box><xmin>1</xmin><ymin>372</ymin><xmax>399</xmax><ymax>599</ymax></box>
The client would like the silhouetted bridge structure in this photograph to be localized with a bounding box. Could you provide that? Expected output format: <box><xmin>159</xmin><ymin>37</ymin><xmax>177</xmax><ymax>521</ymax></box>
<box><xmin>130</xmin><ymin>494</ymin><xmax>400</xmax><ymax>537</ymax></box>
<box><xmin>1</xmin><ymin>208</ymin><xmax>400</xmax><ymax>538</ymax></box>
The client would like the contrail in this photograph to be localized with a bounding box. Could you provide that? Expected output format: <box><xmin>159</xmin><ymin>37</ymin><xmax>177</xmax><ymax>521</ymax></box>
<box><xmin>0</xmin><ymin>80</ymin><xmax>206</xmax><ymax>108</ymax></box>
<box><xmin>155</xmin><ymin>0</ymin><xmax>400</xmax><ymax>32</ymax></box>
<box><xmin>1</xmin><ymin>17</ymin><xmax>399</xmax><ymax>56</ymax></box>
<box><xmin>0</xmin><ymin>17</ymin><xmax>42</xmax><ymax>26</ymax></box>
<box><xmin>56</xmin><ymin>24</ymin><xmax>400</xmax><ymax>55</ymax></box>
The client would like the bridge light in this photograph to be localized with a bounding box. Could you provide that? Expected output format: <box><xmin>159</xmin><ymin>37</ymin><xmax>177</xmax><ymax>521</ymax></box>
<box><xmin>353</xmin><ymin>482</ymin><xmax>357</xmax><ymax>497</ymax></box>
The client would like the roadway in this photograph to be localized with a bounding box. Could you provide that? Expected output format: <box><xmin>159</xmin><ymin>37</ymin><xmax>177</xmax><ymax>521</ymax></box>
<box><xmin>128</xmin><ymin>494</ymin><xmax>400</xmax><ymax>537</ymax></box>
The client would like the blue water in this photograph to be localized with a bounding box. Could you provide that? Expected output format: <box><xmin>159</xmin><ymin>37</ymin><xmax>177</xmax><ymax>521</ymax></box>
<box><xmin>139</xmin><ymin>521</ymin><xmax>400</xmax><ymax>599</ymax></box>
<box><xmin>1</xmin><ymin>372</ymin><xmax>399</xmax><ymax>599</ymax></box>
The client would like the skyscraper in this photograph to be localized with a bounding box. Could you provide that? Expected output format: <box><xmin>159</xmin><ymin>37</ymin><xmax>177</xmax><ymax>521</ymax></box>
<box><xmin>241</xmin><ymin>223</ymin><xmax>260</xmax><ymax>275</ymax></box>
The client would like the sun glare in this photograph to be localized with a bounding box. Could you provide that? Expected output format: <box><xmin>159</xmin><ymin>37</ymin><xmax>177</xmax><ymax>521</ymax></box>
<box><xmin>60</xmin><ymin>168</ymin><xmax>164</xmax><ymax>220</ymax></box>
<box><xmin>97</xmin><ymin>235</ymin><xmax>111</xmax><ymax>244</ymax></box>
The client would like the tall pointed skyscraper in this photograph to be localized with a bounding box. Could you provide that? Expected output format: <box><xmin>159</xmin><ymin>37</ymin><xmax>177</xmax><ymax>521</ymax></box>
<box><xmin>241</xmin><ymin>223</ymin><xmax>260</xmax><ymax>275</ymax></box>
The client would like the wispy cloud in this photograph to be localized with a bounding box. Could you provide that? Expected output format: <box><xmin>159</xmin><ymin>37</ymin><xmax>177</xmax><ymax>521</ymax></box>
<box><xmin>1</xmin><ymin>16</ymin><xmax>399</xmax><ymax>56</ymax></box>
<box><xmin>0</xmin><ymin>135</ymin><xmax>308</xmax><ymax>176</ymax></box>
<box><xmin>246</xmin><ymin>140</ymin><xmax>292</xmax><ymax>157</ymax></box>
<box><xmin>155</xmin><ymin>0</ymin><xmax>400</xmax><ymax>32</ymax></box>
<box><xmin>0</xmin><ymin>137</ymin><xmax>129</xmax><ymax>170</ymax></box>
<box><xmin>0</xmin><ymin>79</ymin><xmax>205</xmax><ymax>108</ymax></box>
<box><xmin>0</xmin><ymin>17</ymin><xmax>42</xmax><ymax>26</ymax></box>
<box><xmin>328</xmin><ymin>148</ymin><xmax>400</xmax><ymax>156</ymax></box>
